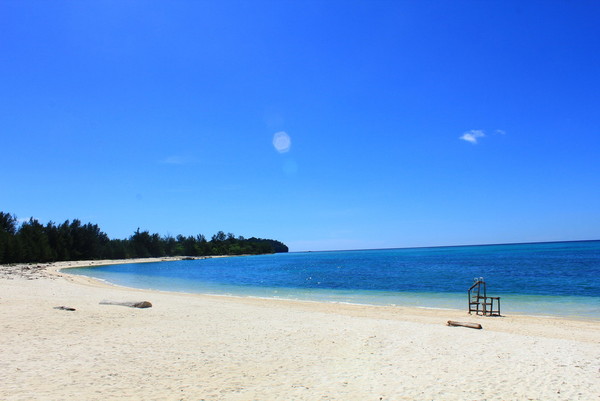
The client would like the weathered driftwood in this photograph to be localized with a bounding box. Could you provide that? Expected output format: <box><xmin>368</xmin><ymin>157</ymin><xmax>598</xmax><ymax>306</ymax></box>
<box><xmin>447</xmin><ymin>320</ymin><xmax>482</xmax><ymax>329</ymax></box>
<box><xmin>99</xmin><ymin>300</ymin><xmax>152</xmax><ymax>308</ymax></box>
<box><xmin>53</xmin><ymin>306</ymin><xmax>76</xmax><ymax>311</ymax></box>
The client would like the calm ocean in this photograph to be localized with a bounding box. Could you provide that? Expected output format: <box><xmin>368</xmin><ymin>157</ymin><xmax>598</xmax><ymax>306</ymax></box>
<box><xmin>66</xmin><ymin>240</ymin><xmax>600</xmax><ymax>319</ymax></box>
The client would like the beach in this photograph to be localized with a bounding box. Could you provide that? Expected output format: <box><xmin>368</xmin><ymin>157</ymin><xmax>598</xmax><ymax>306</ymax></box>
<box><xmin>1</xmin><ymin>259</ymin><xmax>599</xmax><ymax>400</ymax></box>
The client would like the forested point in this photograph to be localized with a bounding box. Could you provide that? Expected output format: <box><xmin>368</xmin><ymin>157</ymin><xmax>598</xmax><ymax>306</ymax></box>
<box><xmin>0</xmin><ymin>211</ymin><xmax>288</xmax><ymax>264</ymax></box>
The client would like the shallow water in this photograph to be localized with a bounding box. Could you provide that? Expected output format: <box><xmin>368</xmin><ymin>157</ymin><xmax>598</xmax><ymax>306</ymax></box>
<box><xmin>66</xmin><ymin>240</ymin><xmax>600</xmax><ymax>319</ymax></box>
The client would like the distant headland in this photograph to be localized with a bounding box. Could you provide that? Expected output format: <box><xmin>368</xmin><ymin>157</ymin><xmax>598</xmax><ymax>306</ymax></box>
<box><xmin>0</xmin><ymin>211</ymin><xmax>288</xmax><ymax>264</ymax></box>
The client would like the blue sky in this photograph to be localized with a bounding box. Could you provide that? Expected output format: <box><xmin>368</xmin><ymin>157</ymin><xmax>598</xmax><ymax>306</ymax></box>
<box><xmin>1</xmin><ymin>1</ymin><xmax>599</xmax><ymax>252</ymax></box>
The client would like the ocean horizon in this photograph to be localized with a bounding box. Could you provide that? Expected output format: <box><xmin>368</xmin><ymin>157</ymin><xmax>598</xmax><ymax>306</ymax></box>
<box><xmin>66</xmin><ymin>240</ymin><xmax>600</xmax><ymax>320</ymax></box>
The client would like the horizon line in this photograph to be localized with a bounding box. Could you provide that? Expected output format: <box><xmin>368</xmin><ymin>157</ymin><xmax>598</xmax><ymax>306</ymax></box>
<box><xmin>290</xmin><ymin>238</ymin><xmax>600</xmax><ymax>254</ymax></box>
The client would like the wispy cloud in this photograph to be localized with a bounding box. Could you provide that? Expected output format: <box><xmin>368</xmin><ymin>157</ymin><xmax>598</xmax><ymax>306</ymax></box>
<box><xmin>495</xmin><ymin>129</ymin><xmax>506</xmax><ymax>135</ymax></box>
<box><xmin>460</xmin><ymin>130</ymin><xmax>486</xmax><ymax>144</ymax></box>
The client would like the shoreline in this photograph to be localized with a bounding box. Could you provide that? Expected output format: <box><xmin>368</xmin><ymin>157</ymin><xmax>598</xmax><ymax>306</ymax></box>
<box><xmin>2</xmin><ymin>258</ymin><xmax>600</xmax><ymax>400</ymax></box>
<box><xmin>54</xmin><ymin>257</ymin><xmax>600</xmax><ymax>323</ymax></box>
<box><xmin>6</xmin><ymin>256</ymin><xmax>600</xmax><ymax>337</ymax></box>
<box><xmin>4</xmin><ymin>256</ymin><xmax>598</xmax><ymax>325</ymax></box>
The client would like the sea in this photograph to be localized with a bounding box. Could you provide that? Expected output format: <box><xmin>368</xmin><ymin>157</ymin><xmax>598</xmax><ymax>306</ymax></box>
<box><xmin>65</xmin><ymin>240</ymin><xmax>600</xmax><ymax>320</ymax></box>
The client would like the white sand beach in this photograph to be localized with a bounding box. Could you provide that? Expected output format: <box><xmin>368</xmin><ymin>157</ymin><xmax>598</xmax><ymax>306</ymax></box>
<box><xmin>1</xmin><ymin>259</ymin><xmax>599</xmax><ymax>400</ymax></box>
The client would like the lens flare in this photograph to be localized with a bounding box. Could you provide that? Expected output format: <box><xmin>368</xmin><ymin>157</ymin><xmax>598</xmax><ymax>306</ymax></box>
<box><xmin>272</xmin><ymin>131</ymin><xmax>291</xmax><ymax>153</ymax></box>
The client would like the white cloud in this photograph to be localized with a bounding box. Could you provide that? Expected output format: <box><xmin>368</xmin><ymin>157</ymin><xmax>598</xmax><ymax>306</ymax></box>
<box><xmin>460</xmin><ymin>130</ymin><xmax>486</xmax><ymax>144</ymax></box>
<box><xmin>495</xmin><ymin>129</ymin><xmax>506</xmax><ymax>135</ymax></box>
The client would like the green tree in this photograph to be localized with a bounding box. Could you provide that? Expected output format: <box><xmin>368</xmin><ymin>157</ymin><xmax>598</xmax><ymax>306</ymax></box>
<box><xmin>131</xmin><ymin>228</ymin><xmax>152</xmax><ymax>258</ymax></box>
<box><xmin>18</xmin><ymin>218</ymin><xmax>52</xmax><ymax>262</ymax></box>
<box><xmin>0</xmin><ymin>212</ymin><xmax>20</xmax><ymax>263</ymax></box>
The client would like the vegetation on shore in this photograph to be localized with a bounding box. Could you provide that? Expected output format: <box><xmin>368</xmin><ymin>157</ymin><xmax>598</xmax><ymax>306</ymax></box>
<box><xmin>0</xmin><ymin>211</ymin><xmax>288</xmax><ymax>264</ymax></box>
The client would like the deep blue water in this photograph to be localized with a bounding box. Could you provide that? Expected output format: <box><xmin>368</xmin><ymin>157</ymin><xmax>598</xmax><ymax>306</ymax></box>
<box><xmin>66</xmin><ymin>240</ymin><xmax>600</xmax><ymax>319</ymax></box>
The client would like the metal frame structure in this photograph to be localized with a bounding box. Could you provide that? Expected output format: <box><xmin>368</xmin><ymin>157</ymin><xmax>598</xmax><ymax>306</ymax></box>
<box><xmin>468</xmin><ymin>278</ymin><xmax>501</xmax><ymax>316</ymax></box>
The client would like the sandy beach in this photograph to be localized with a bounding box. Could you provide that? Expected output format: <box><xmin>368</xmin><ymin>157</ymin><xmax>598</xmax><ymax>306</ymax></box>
<box><xmin>1</xmin><ymin>259</ymin><xmax>599</xmax><ymax>400</ymax></box>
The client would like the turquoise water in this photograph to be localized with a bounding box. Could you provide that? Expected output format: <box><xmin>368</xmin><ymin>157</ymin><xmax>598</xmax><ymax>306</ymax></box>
<box><xmin>66</xmin><ymin>240</ymin><xmax>600</xmax><ymax>319</ymax></box>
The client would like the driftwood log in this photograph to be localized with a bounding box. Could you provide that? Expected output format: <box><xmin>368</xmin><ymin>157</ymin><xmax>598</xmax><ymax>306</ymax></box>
<box><xmin>99</xmin><ymin>300</ymin><xmax>153</xmax><ymax>308</ymax></box>
<box><xmin>53</xmin><ymin>306</ymin><xmax>76</xmax><ymax>311</ymax></box>
<box><xmin>447</xmin><ymin>320</ymin><xmax>482</xmax><ymax>329</ymax></box>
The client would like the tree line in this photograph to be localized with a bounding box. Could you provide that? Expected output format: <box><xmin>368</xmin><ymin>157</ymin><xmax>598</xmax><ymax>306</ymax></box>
<box><xmin>0</xmin><ymin>211</ymin><xmax>288</xmax><ymax>264</ymax></box>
